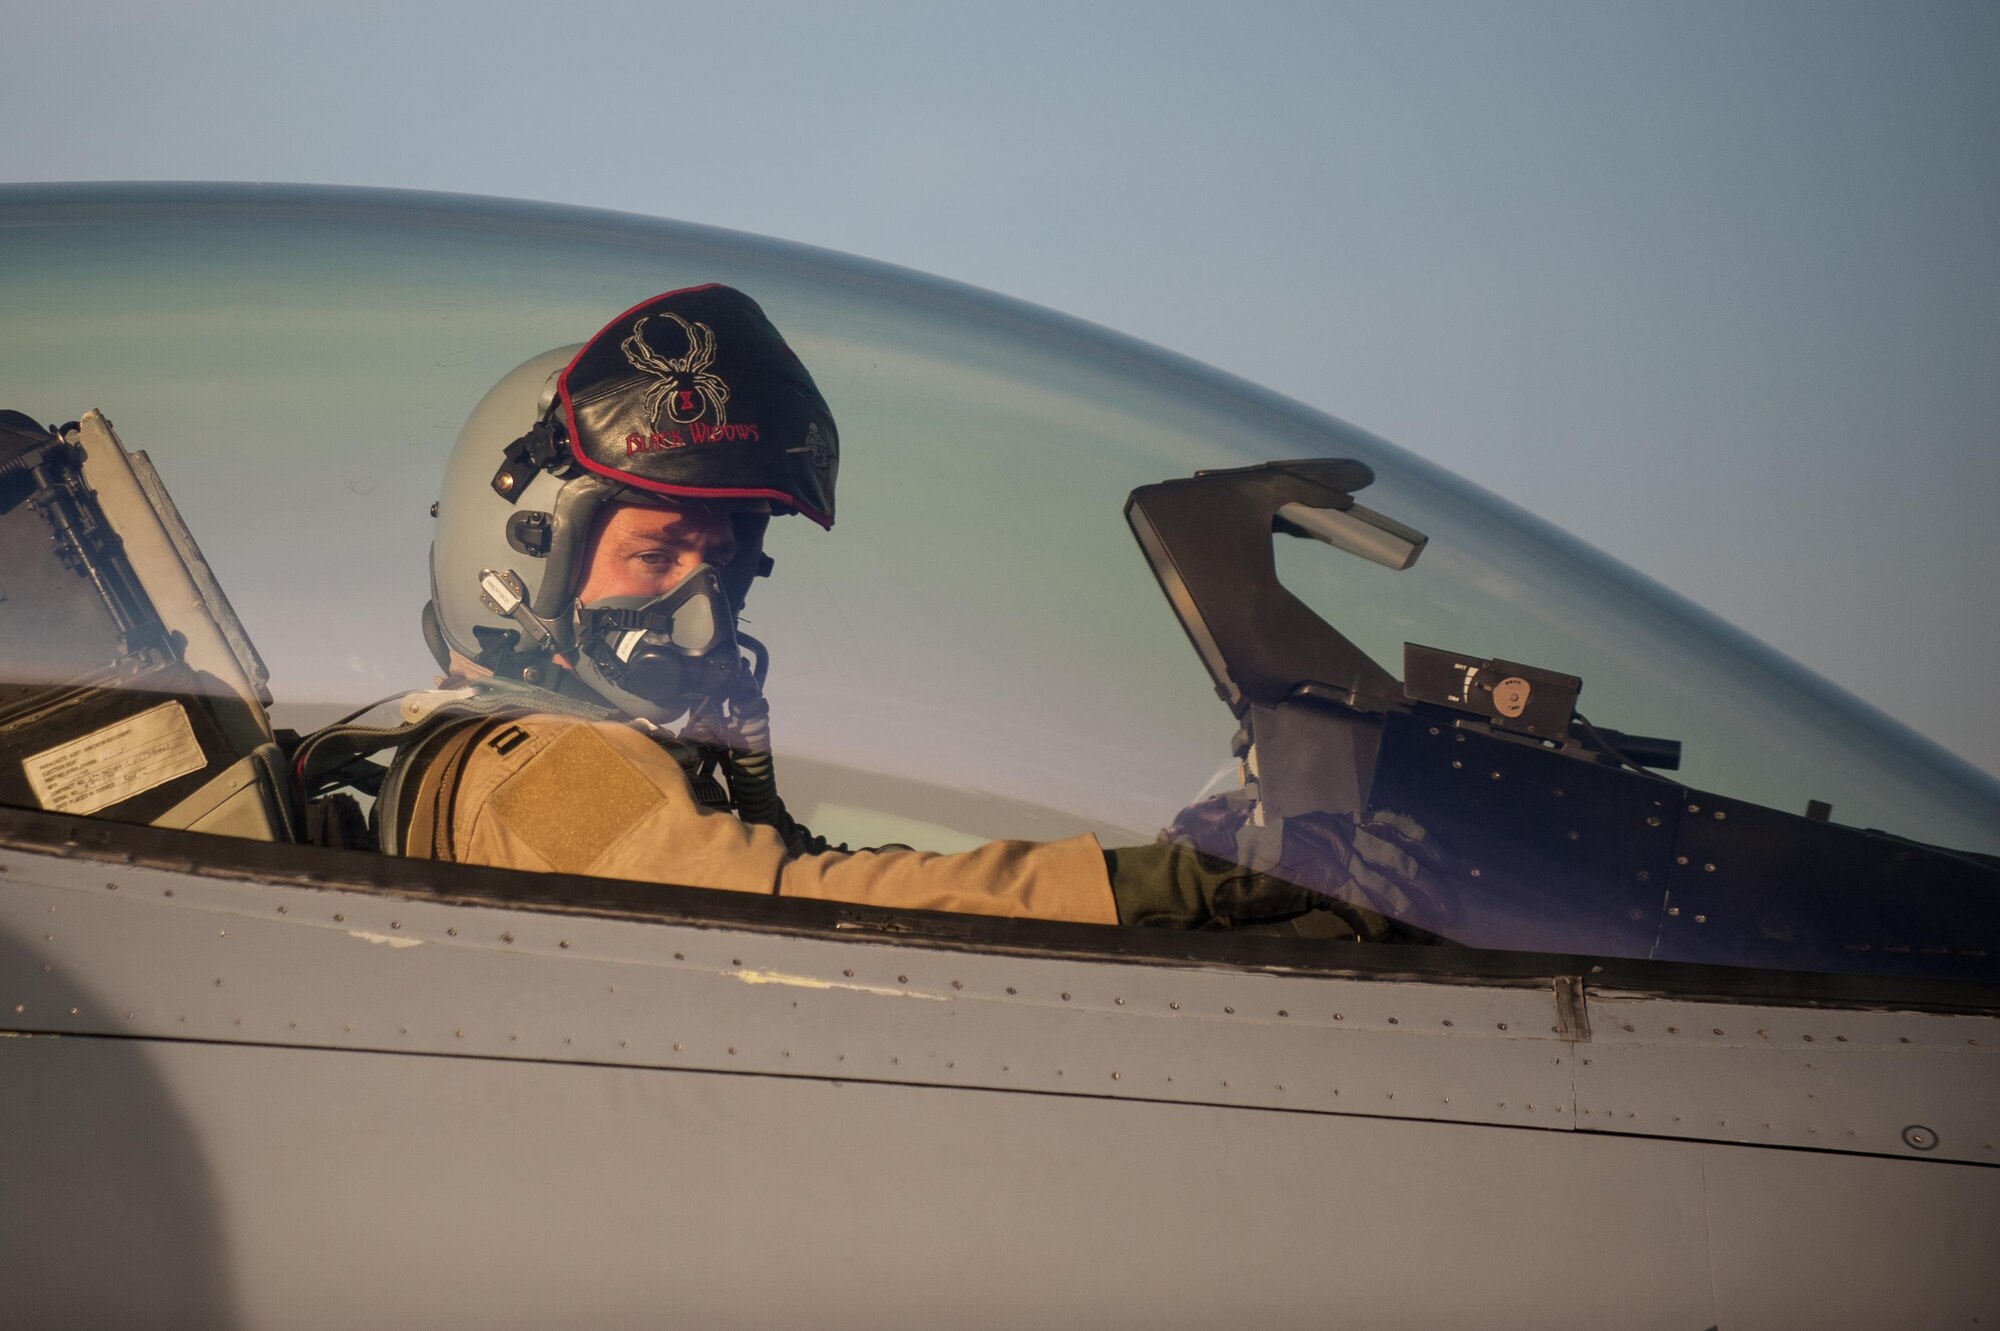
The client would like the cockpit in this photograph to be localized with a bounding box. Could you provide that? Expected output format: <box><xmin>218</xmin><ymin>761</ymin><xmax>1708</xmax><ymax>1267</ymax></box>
<box><xmin>2</xmin><ymin>183</ymin><xmax>1995</xmax><ymax>985</ymax></box>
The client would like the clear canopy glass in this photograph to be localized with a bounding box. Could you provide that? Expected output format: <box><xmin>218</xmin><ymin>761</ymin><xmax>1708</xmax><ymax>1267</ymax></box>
<box><xmin>3</xmin><ymin>184</ymin><xmax>1994</xmax><ymax>977</ymax></box>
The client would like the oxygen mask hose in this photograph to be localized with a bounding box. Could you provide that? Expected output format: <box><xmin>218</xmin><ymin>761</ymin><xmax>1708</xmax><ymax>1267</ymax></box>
<box><xmin>714</xmin><ymin>683</ymin><xmax>832</xmax><ymax>856</ymax></box>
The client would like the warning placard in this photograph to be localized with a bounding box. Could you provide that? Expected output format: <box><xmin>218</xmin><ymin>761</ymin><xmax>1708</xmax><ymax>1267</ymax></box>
<box><xmin>22</xmin><ymin>700</ymin><xmax>206</xmax><ymax>815</ymax></box>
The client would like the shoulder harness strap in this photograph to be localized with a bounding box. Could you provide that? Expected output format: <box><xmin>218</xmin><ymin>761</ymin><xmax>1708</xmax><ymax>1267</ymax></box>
<box><xmin>389</xmin><ymin>716</ymin><xmax>497</xmax><ymax>860</ymax></box>
<box><xmin>291</xmin><ymin>678</ymin><xmax>762</xmax><ymax>855</ymax></box>
<box><xmin>294</xmin><ymin>677</ymin><xmax>618</xmax><ymax>853</ymax></box>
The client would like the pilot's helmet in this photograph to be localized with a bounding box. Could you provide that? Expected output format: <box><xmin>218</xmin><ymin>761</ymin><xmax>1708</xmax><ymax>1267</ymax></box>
<box><xmin>427</xmin><ymin>285</ymin><xmax>839</xmax><ymax>718</ymax></box>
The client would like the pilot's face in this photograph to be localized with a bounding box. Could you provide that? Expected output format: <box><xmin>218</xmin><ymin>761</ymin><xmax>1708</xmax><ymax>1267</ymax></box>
<box><xmin>575</xmin><ymin>500</ymin><xmax>738</xmax><ymax>604</ymax></box>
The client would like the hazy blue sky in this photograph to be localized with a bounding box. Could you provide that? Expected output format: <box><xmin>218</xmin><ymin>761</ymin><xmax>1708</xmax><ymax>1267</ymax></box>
<box><xmin>7</xmin><ymin>1</ymin><xmax>1997</xmax><ymax>775</ymax></box>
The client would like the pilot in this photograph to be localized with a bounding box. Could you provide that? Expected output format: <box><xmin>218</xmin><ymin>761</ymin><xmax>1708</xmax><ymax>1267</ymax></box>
<box><xmin>306</xmin><ymin>286</ymin><xmax>1429</xmax><ymax>938</ymax></box>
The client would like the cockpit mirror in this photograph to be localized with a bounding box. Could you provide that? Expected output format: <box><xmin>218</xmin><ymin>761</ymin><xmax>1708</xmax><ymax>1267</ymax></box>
<box><xmin>1125</xmin><ymin>458</ymin><xmax>1414</xmax><ymax>717</ymax></box>
<box><xmin>1274</xmin><ymin>500</ymin><xmax>1427</xmax><ymax>571</ymax></box>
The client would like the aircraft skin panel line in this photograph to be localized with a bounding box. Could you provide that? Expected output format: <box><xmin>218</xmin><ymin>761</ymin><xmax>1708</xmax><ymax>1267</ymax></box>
<box><xmin>2</xmin><ymin>832</ymin><xmax>1994</xmax><ymax>1168</ymax></box>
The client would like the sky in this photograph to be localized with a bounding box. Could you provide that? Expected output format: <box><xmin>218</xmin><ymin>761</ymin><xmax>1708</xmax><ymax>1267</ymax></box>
<box><xmin>6</xmin><ymin>1</ymin><xmax>1997</xmax><ymax>777</ymax></box>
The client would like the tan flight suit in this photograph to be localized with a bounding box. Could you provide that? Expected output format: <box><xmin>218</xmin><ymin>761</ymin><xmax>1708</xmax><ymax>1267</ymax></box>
<box><xmin>399</xmin><ymin>711</ymin><xmax>1119</xmax><ymax>925</ymax></box>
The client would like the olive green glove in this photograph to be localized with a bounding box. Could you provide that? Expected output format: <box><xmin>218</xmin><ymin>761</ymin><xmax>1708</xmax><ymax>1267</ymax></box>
<box><xmin>1104</xmin><ymin>841</ymin><xmax>1391</xmax><ymax>939</ymax></box>
<box><xmin>1107</xmin><ymin>799</ymin><xmax>1451</xmax><ymax>942</ymax></box>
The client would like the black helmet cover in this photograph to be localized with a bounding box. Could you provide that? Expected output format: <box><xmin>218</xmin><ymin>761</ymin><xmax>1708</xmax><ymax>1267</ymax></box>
<box><xmin>557</xmin><ymin>285</ymin><xmax>838</xmax><ymax>528</ymax></box>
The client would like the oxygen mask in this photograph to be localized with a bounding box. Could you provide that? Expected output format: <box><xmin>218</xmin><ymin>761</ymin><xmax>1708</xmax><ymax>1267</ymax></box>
<box><xmin>571</xmin><ymin>564</ymin><xmax>753</xmax><ymax>724</ymax></box>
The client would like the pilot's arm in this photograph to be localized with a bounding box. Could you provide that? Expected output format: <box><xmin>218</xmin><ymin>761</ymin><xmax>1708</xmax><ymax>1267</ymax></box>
<box><xmin>402</xmin><ymin>712</ymin><xmax>1410</xmax><ymax>937</ymax></box>
<box><xmin>405</xmin><ymin>713</ymin><xmax>1120</xmax><ymax>925</ymax></box>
